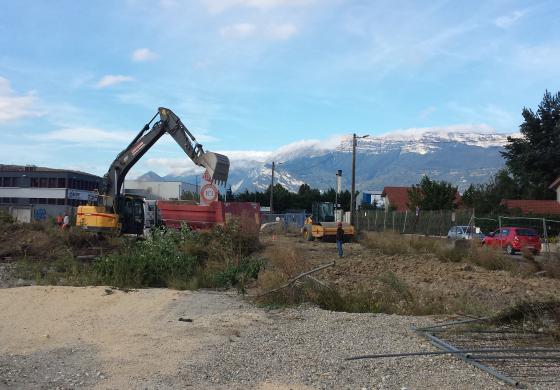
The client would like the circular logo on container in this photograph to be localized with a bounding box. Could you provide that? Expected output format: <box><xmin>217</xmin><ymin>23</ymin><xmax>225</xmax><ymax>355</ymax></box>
<box><xmin>201</xmin><ymin>183</ymin><xmax>219</xmax><ymax>202</ymax></box>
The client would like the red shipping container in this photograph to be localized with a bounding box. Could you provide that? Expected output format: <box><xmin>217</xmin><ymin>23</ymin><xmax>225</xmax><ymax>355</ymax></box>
<box><xmin>156</xmin><ymin>201</ymin><xmax>260</xmax><ymax>232</ymax></box>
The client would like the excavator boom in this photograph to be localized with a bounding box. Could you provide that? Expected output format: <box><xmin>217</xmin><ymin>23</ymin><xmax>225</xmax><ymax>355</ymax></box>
<box><xmin>106</xmin><ymin>107</ymin><xmax>230</xmax><ymax>201</ymax></box>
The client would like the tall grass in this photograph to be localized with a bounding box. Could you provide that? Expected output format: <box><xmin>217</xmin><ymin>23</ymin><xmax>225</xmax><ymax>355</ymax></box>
<box><xmin>10</xmin><ymin>220</ymin><xmax>263</xmax><ymax>291</ymax></box>
<box><xmin>362</xmin><ymin>232</ymin><xmax>516</xmax><ymax>272</ymax></box>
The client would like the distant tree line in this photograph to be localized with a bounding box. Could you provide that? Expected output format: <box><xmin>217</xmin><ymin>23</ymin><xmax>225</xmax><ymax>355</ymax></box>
<box><xmin>231</xmin><ymin>183</ymin><xmax>354</xmax><ymax>214</ymax></box>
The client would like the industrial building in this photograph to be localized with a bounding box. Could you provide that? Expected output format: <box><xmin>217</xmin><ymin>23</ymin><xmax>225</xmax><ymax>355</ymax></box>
<box><xmin>0</xmin><ymin>164</ymin><xmax>102</xmax><ymax>222</ymax></box>
<box><xmin>361</xmin><ymin>190</ymin><xmax>384</xmax><ymax>208</ymax></box>
<box><xmin>124</xmin><ymin>180</ymin><xmax>198</xmax><ymax>200</ymax></box>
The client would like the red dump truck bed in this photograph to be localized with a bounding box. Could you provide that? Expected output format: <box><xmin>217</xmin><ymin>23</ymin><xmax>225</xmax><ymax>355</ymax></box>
<box><xmin>156</xmin><ymin>201</ymin><xmax>260</xmax><ymax>232</ymax></box>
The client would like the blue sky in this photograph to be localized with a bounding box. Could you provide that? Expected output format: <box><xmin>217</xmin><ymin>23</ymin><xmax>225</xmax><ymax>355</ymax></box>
<box><xmin>1</xmin><ymin>0</ymin><xmax>559</xmax><ymax>177</ymax></box>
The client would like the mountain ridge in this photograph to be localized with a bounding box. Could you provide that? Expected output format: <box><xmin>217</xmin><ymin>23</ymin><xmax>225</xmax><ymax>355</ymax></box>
<box><xmin>137</xmin><ymin>130</ymin><xmax>512</xmax><ymax>193</ymax></box>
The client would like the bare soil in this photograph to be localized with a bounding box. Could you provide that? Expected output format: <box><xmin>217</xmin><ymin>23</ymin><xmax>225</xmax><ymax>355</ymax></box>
<box><xmin>259</xmin><ymin>235</ymin><xmax>560</xmax><ymax>313</ymax></box>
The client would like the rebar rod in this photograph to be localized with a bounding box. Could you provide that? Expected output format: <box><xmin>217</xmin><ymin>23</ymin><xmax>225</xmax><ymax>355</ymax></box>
<box><xmin>346</xmin><ymin>348</ymin><xmax>560</xmax><ymax>360</ymax></box>
<box><xmin>422</xmin><ymin>332</ymin><xmax>520</xmax><ymax>387</ymax></box>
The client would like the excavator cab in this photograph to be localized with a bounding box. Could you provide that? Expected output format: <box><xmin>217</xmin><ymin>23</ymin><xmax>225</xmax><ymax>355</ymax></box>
<box><xmin>117</xmin><ymin>195</ymin><xmax>145</xmax><ymax>235</ymax></box>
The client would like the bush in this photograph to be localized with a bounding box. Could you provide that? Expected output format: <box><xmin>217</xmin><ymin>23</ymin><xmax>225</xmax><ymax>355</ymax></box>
<box><xmin>0</xmin><ymin>210</ymin><xmax>14</xmax><ymax>224</ymax></box>
<box><xmin>91</xmin><ymin>225</ymin><xmax>262</xmax><ymax>290</ymax></box>
<box><xmin>93</xmin><ymin>229</ymin><xmax>201</xmax><ymax>288</ymax></box>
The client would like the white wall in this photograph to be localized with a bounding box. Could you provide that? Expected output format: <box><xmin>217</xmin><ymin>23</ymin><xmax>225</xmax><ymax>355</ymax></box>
<box><xmin>124</xmin><ymin>181</ymin><xmax>183</xmax><ymax>200</ymax></box>
<box><xmin>0</xmin><ymin>188</ymin><xmax>66</xmax><ymax>198</ymax></box>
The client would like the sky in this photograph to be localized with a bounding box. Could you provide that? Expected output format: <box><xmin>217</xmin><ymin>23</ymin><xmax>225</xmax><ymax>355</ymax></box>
<box><xmin>1</xmin><ymin>0</ymin><xmax>559</xmax><ymax>178</ymax></box>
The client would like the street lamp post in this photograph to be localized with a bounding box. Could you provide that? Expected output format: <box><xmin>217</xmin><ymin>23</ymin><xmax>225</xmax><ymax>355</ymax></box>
<box><xmin>269</xmin><ymin>161</ymin><xmax>283</xmax><ymax>213</ymax></box>
<box><xmin>350</xmin><ymin>133</ymin><xmax>369</xmax><ymax>227</ymax></box>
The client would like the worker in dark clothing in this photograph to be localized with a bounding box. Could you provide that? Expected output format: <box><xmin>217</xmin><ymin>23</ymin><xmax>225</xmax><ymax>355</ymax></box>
<box><xmin>336</xmin><ymin>222</ymin><xmax>344</xmax><ymax>258</ymax></box>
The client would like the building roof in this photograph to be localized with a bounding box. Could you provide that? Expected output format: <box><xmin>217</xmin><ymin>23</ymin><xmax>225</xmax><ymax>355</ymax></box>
<box><xmin>549</xmin><ymin>176</ymin><xmax>560</xmax><ymax>190</ymax></box>
<box><xmin>502</xmin><ymin>199</ymin><xmax>560</xmax><ymax>215</ymax></box>
<box><xmin>0</xmin><ymin>164</ymin><xmax>101</xmax><ymax>178</ymax></box>
<box><xmin>381</xmin><ymin>187</ymin><xmax>411</xmax><ymax>211</ymax></box>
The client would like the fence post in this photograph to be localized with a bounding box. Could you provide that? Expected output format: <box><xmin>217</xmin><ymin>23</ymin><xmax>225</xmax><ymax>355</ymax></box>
<box><xmin>426</xmin><ymin>211</ymin><xmax>432</xmax><ymax>236</ymax></box>
<box><xmin>498</xmin><ymin>216</ymin><xmax>502</xmax><ymax>248</ymax></box>
<box><xmin>403</xmin><ymin>210</ymin><xmax>408</xmax><ymax>234</ymax></box>
<box><xmin>383</xmin><ymin>211</ymin><xmax>387</xmax><ymax>232</ymax></box>
<box><xmin>543</xmin><ymin>218</ymin><xmax>550</xmax><ymax>260</ymax></box>
<box><xmin>392</xmin><ymin>211</ymin><xmax>395</xmax><ymax>231</ymax></box>
<box><xmin>374</xmin><ymin>211</ymin><xmax>378</xmax><ymax>231</ymax></box>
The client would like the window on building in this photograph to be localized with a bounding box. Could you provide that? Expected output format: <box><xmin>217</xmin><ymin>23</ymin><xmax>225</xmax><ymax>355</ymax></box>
<box><xmin>31</xmin><ymin>178</ymin><xmax>39</xmax><ymax>187</ymax></box>
<box><xmin>29</xmin><ymin>198</ymin><xmax>38</xmax><ymax>204</ymax></box>
<box><xmin>56</xmin><ymin>199</ymin><xmax>65</xmax><ymax>205</ymax></box>
<box><xmin>48</xmin><ymin>198</ymin><xmax>56</xmax><ymax>205</ymax></box>
<box><xmin>58</xmin><ymin>178</ymin><xmax>66</xmax><ymax>188</ymax></box>
<box><xmin>38</xmin><ymin>198</ymin><xmax>47</xmax><ymax>204</ymax></box>
<box><xmin>2</xmin><ymin>177</ymin><xmax>12</xmax><ymax>187</ymax></box>
<box><xmin>39</xmin><ymin>178</ymin><xmax>48</xmax><ymax>188</ymax></box>
<box><xmin>48</xmin><ymin>178</ymin><xmax>57</xmax><ymax>188</ymax></box>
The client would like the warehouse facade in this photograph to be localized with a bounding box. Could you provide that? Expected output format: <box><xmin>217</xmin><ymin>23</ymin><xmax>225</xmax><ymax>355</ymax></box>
<box><xmin>0</xmin><ymin>165</ymin><xmax>102</xmax><ymax>222</ymax></box>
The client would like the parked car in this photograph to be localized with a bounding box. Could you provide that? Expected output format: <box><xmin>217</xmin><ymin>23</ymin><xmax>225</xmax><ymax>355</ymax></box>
<box><xmin>447</xmin><ymin>225</ymin><xmax>485</xmax><ymax>240</ymax></box>
<box><xmin>482</xmin><ymin>227</ymin><xmax>541</xmax><ymax>255</ymax></box>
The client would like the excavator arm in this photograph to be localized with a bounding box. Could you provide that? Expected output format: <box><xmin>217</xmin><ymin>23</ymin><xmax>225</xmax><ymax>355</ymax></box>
<box><xmin>105</xmin><ymin>107</ymin><xmax>229</xmax><ymax>202</ymax></box>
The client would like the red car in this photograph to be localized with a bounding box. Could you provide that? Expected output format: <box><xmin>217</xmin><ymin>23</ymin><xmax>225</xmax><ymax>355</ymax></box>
<box><xmin>483</xmin><ymin>227</ymin><xmax>541</xmax><ymax>255</ymax></box>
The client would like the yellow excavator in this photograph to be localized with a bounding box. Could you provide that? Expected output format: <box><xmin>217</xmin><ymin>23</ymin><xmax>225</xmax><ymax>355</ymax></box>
<box><xmin>302</xmin><ymin>202</ymin><xmax>354</xmax><ymax>241</ymax></box>
<box><xmin>76</xmin><ymin>107</ymin><xmax>229</xmax><ymax>234</ymax></box>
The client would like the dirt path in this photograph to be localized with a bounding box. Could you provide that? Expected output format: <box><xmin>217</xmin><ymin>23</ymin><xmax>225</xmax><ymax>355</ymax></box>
<box><xmin>0</xmin><ymin>286</ymin><xmax>267</xmax><ymax>389</ymax></box>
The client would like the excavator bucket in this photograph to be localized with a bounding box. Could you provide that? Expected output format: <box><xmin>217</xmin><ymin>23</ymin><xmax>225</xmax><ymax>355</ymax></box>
<box><xmin>199</xmin><ymin>151</ymin><xmax>230</xmax><ymax>185</ymax></box>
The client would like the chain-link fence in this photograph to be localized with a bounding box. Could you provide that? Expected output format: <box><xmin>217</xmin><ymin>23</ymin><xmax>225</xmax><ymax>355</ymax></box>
<box><xmin>354</xmin><ymin>208</ymin><xmax>560</xmax><ymax>257</ymax></box>
<box><xmin>261</xmin><ymin>212</ymin><xmax>306</xmax><ymax>234</ymax></box>
<box><xmin>355</xmin><ymin>209</ymin><xmax>475</xmax><ymax>237</ymax></box>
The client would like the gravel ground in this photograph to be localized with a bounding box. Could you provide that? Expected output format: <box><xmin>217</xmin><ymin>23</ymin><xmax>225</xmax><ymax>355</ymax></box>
<box><xmin>0</xmin><ymin>347</ymin><xmax>104</xmax><ymax>389</ymax></box>
<box><xmin>0</xmin><ymin>286</ymin><xmax>512</xmax><ymax>389</ymax></box>
<box><xmin>178</xmin><ymin>306</ymin><xmax>504</xmax><ymax>389</ymax></box>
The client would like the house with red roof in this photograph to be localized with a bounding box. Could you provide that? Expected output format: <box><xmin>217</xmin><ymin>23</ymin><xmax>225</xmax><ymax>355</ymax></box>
<box><xmin>501</xmin><ymin>199</ymin><xmax>560</xmax><ymax>215</ymax></box>
<box><xmin>381</xmin><ymin>187</ymin><xmax>412</xmax><ymax>211</ymax></box>
<box><xmin>501</xmin><ymin>176</ymin><xmax>560</xmax><ymax>215</ymax></box>
<box><xmin>381</xmin><ymin>186</ymin><xmax>462</xmax><ymax>212</ymax></box>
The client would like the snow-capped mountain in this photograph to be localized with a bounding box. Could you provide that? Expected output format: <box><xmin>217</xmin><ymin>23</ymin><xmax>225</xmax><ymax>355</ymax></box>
<box><xmin>138</xmin><ymin>129</ymin><xmax>514</xmax><ymax>193</ymax></box>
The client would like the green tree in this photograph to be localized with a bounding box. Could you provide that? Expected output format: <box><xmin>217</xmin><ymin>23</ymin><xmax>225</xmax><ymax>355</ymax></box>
<box><xmin>502</xmin><ymin>90</ymin><xmax>560</xmax><ymax>199</ymax></box>
<box><xmin>461</xmin><ymin>169</ymin><xmax>518</xmax><ymax>214</ymax></box>
<box><xmin>407</xmin><ymin>176</ymin><xmax>457</xmax><ymax>211</ymax></box>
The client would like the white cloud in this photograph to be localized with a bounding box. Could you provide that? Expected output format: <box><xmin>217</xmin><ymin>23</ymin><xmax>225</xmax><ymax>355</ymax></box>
<box><xmin>132</xmin><ymin>48</ymin><xmax>158</xmax><ymax>62</ymax></box>
<box><xmin>495</xmin><ymin>10</ymin><xmax>524</xmax><ymax>28</ymax></box>
<box><xmin>0</xmin><ymin>77</ymin><xmax>41</xmax><ymax>123</ymax></box>
<box><xmin>219</xmin><ymin>23</ymin><xmax>256</xmax><ymax>38</ymax></box>
<box><xmin>145</xmin><ymin>157</ymin><xmax>205</xmax><ymax>175</ymax></box>
<box><xmin>267</xmin><ymin>23</ymin><xmax>298</xmax><ymax>40</ymax></box>
<box><xmin>96</xmin><ymin>75</ymin><xmax>134</xmax><ymax>88</ymax></box>
<box><xmin>207</xmin><ymin>0</ymin><xmax>312</xmax><ymax>13</ymax></box>
<box><xmin>42</xmin><ymin>127</ymin><xmax>136</xmax><ymax>144</ymax></box>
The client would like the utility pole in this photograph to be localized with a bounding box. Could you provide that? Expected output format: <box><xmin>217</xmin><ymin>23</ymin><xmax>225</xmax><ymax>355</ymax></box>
<box><xmin>350</xmin><ymin>133</ymin><xmax>369</xmax><ymax>226</ymax></box>
<box><xmin>336</xmin><ymin>169</ymin><xmax>342</xmax><ymax>221</ymax></box>
<box><xmin>351</xmin><ymin>134</ymin><xmax>357</xmax><ymax>226</ymax></box>
<box><xmin>270</xmin><ymin>161</ymin><xmax>275</xmax><ymax>213</ymax></box>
